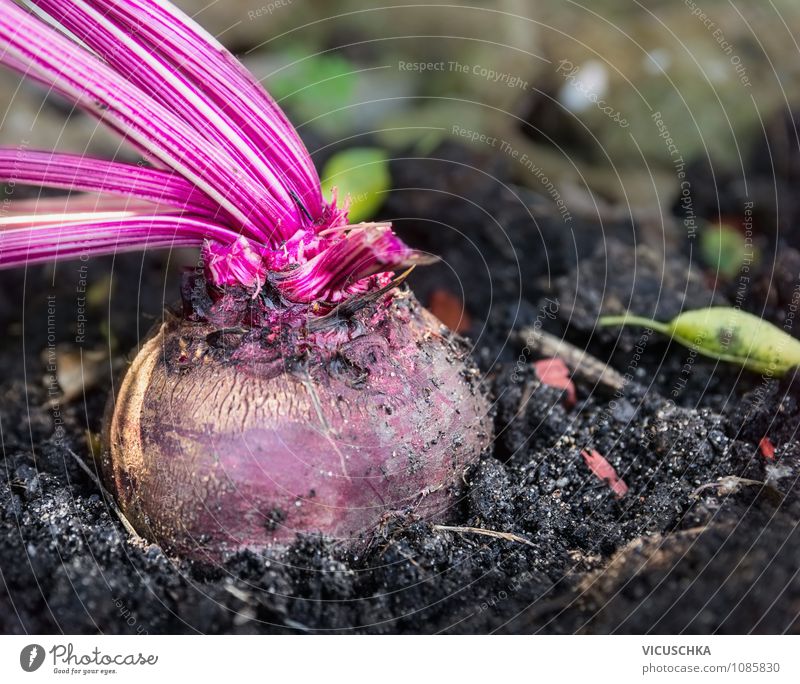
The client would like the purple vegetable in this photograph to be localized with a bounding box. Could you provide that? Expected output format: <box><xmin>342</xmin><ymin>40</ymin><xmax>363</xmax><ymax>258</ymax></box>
<box><xmin>0</xmin><ymin>0</ymin><xmax>492</xmax><ymax>559</ymax></box>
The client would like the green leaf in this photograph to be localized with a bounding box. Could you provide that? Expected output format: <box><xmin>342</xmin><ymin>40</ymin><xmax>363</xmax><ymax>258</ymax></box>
<box><xmin>267</xmin><ymin>51</ymin><xmax>358</xmax><ymax>136</ymax></box>
<box><xmin>700</xmin><ymin>223</ymin><xmax>757</xmax><ymax>278</ymax></box>
<box><xmin>599</xmin><ymin>307</ymin><xmax>800</xmax><ymax>375</ymax></box>
<box><xmin>320</xmin><ymin>147</ymin><xmax>391</xmax><ymax>223</ymax></box>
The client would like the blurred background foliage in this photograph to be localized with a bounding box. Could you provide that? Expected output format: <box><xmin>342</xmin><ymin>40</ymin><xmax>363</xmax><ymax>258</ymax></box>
<box><xmin>2</xmin><ymin>0</ymin><xmax>799</xmax><ymax>219</ymax></box>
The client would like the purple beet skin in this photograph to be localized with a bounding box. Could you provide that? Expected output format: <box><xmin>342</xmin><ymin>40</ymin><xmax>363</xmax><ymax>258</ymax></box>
<box><xmin>104</xmin><ymin>291</ymin><xmax>492</xmax><ymax>559</ymax></box>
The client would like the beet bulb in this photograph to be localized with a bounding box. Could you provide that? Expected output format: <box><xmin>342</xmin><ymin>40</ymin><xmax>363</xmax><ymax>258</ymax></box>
<box><xmin>104</xmin><ymin>286</ymin><xmax>491</xmax><ymax>559</ymax></box>
<box><xmin>0</xmin><ymin>0</ymin><xmax>493</xmax><ymax>560</ymax></box>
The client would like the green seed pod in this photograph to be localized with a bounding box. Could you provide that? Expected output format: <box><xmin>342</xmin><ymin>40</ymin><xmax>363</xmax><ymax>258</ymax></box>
<box><xmin>599</xmin><ymin>307</ymin><xmax>800</xmax><ymax>375</ymax></box>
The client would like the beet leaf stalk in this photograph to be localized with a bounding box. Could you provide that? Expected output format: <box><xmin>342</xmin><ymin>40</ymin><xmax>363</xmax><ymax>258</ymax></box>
<box><xmin>0</xmin><ymin>0</ymin><xmax>491</xmax><ymax>560</ymax></box>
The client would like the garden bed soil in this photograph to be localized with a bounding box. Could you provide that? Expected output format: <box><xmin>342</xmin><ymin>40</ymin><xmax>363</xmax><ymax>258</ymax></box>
<box><xmin>1</xmin><ymin>141</ymin><xmax>799</xmax><ymax>634</ymax></box>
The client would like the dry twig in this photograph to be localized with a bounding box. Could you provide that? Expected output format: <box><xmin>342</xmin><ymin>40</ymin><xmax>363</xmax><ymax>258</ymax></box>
<box><xmin>518</xmin><ymin>326</ymin><xmax>628</xmax><ymax>392</ymax></box>
<box><xmin>433</xmin><ymin>524</ymin><xmax>535</xmax><ymax>547</ymax></box>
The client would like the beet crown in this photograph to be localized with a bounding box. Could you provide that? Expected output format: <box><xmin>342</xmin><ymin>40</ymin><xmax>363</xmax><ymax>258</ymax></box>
<box><xmin>0</xmin><ymin>0</ymin><xmax>421</xmax><ymax>313</ymax></box>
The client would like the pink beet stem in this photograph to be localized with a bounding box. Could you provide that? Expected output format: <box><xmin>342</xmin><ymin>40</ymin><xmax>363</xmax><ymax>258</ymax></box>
<box><xmin>0</xmin><ymin>0</ymin><xmax>416</xmax><ymax>302</ymax></box>
<box><xmin>0</xmin><ymin>215</ymin><xmax>242</xmax><ymax>268</ymax></box>
<box><xmin>0</xmin><ymin>149</ymin><xmax>222</xmax><ymax>219</ymax></box>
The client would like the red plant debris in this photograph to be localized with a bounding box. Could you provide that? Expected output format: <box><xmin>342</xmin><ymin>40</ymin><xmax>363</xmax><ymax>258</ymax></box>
<box><xmin>428</xmin><ymin>289</ymin><xmax>471</xmax><ymax>333</ymax></box>
<box><xmin>759</xmin><ymin>437</ymin><xmax>776</xmax><ymax>461</ymax></box>
<box><xmin>581</xmin><ymin>449</ymin><xmax>629</xmax><ymax>498</ymax></box>
<box><xmin>534</xmin><ymin>358</ymin><xmax>576</xmax><ymax>407</ymax></box>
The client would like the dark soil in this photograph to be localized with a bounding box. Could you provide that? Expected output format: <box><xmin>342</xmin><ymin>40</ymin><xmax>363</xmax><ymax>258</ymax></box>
<box><xmin>2</xmin><ymin>137</ymin><xmax>800</xmax><ymax>634</ymax></box>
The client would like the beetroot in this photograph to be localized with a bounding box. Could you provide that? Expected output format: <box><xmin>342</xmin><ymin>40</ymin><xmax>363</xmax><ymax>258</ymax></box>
<box><xmin>105</xmin><ymin>291</ymin><xmax>490</xmax><ymax>558</ymax></box>
<box><xmin>0</xmin><ymin>0</ymin><xmax>492</xmax><ymax>560</ymax></box>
